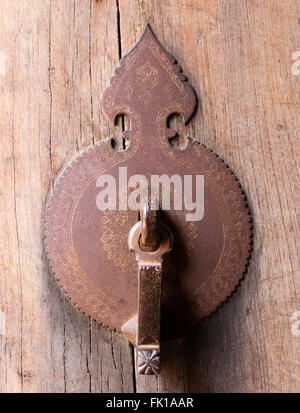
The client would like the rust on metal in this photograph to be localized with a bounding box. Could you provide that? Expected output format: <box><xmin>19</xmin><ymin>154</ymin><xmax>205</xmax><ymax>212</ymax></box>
<box><xmin>128</xmin><ymin>206</ymin><xmax>173</xmax><ymax>374</ymax></box>
<box><xmin>140</xmin><ymin>205</ymin><xmax>161</xmax><ymax>251</ymax></box>
<box><xmin>44</xmin><ymin>25</ymin><xmax>252</xmax><ymax>355</ymax></box>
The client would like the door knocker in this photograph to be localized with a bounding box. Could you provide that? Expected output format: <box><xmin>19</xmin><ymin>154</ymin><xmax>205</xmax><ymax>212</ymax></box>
<box><xmin>44</xmin><ymin>25</ymin><xmax>252</xmax><ymax>375</ymax></box>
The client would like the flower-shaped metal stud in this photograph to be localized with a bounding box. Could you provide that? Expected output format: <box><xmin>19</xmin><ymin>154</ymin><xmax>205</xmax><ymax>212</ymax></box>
<box><xmin>137</xmin><ymin>350</ymin><xmax>160</xmax><ymax>375</ymax></box>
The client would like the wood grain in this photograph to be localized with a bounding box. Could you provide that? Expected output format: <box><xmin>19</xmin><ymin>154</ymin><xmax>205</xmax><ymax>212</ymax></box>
<box><xmin>0</xmin><ymin>0</ymin><xmax>299</xmax><ymax>393</ymax></box>
<box><xmin>0</xmin><ymin>0</ymin><xmax>133</xmax><ymax>393</ymax></box>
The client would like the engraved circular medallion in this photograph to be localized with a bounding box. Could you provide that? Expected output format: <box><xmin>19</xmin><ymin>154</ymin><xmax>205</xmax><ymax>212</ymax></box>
<box><xmin>44</xmin><ymin>140</ymin><xmax>251</xmax><ymax>339</ymax></box>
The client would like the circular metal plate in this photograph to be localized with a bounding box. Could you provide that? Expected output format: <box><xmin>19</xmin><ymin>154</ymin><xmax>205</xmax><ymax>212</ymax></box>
<box><xmin>44</xmin><ymin>26</ymin><xmax>251</xmax><ymax>340</ymax></box>
<box><xmin>44</xmin><ymin>140</ymin><xmax>251</xmax><ymax>339</ymax></box>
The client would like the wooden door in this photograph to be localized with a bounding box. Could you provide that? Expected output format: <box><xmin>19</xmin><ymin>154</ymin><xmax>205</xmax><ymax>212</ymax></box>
<box><xmin>0</xmin><ymin>0</ymin><xmax>299</xmax><ymax>393</ymax></box>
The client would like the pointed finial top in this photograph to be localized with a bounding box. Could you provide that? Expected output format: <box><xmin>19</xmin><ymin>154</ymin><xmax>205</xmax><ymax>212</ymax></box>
<box><xmin>102</xmin><ymin>25</ymin><xmax>196</xmax><ymax>144</ymax></box>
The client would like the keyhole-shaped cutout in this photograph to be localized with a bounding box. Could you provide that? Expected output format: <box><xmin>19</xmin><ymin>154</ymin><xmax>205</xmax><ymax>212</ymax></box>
<box><xmin>167</xmin><ymin>113</ymin><xmax>189</xmax><ymax>150</ymax></box>
<box><xmin>111</xmin><ymin>113</ymin><xmax>131</xmax><ymax>151</ymax></box>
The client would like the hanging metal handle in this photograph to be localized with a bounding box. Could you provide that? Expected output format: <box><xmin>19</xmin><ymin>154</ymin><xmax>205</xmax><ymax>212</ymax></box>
<box><xmin>140</xmin><ymin>205</ymin><xmax>161</xmax><ymax>251</ymax></box>
<box><xmin>128</xmin><ymin>204</ymin><xmax>173</xmax><ymax>375</ymax></box>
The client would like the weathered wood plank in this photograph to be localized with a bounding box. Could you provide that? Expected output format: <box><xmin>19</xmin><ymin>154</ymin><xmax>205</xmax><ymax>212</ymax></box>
<box><xmin>0</xmin><ymin>0</ymin><xmax>133</xmax><ymax>393</ymax></box>
<box><xmin>118</xmin><ymin>0</ymin><xmax>300</xmax><ymax>393</ymax></box>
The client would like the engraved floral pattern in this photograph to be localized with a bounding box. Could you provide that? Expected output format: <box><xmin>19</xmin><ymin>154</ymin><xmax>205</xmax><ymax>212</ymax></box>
<box><xmin>136</xmin><ymin>61</ymin><xmax>158</xmax><ymax>79</ymax></box>
<box><xmin>137</xmin><ymin>350</ymin><xmax>160</xmax><ymax>375</ymax></box>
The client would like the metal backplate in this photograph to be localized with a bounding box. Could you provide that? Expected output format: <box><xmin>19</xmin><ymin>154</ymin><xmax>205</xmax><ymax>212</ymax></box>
<box><xmin>44</xmin><ymin>26</ymin><xmax>251</xmax><ymax>341</ymax></box>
